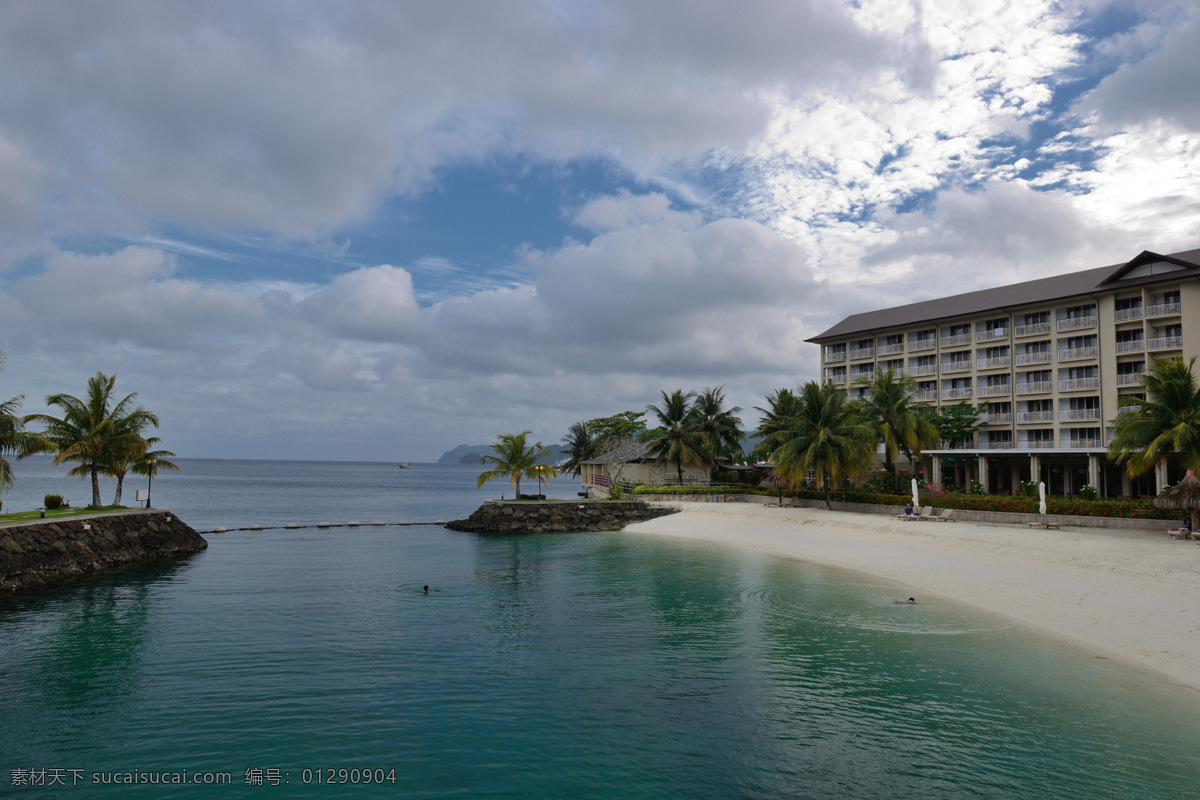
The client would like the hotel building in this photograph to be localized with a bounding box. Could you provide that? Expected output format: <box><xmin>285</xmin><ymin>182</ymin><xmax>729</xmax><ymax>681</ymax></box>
<box><xmin>807</xmin><ymin>248</ymin><xmax>1200</xmax><ymax>497</ymax></box>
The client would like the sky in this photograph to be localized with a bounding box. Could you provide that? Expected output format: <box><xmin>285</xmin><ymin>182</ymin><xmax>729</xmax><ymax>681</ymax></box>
<box><xmin>1</xmin><ymin>0</ymin><xmax>1199</xmax><ymax>462</ymax></box>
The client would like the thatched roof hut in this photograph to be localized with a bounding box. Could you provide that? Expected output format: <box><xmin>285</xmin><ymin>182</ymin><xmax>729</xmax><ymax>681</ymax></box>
<box><xmin>759</xmin><ymin>471</ymin><xmax>785</xmax><ymax>504</ymax></box>
<box><xmin>1153</xmin><ymin>469</ymin><xmax>1200</xmax><ymax>532</ymax></box>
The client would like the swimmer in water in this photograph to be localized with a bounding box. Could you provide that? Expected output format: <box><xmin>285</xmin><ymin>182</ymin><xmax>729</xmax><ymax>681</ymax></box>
<box><xmin>893</xmin><ymin>597</ymin><xmax>916</xmax><ymax>604</ymax></box>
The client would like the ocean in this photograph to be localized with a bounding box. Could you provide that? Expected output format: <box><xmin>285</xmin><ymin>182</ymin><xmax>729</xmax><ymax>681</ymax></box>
<box><xmin>2</xmin><ymin>457</ymin><xmax>1200</xmax><ymax>798</ymax></box>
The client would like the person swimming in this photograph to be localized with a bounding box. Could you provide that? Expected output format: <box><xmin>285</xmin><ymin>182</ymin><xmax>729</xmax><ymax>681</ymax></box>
<box><xmin>894</xmin><ymin>597</ymin><xmax>916</xmax><ymax>604</ymax></box>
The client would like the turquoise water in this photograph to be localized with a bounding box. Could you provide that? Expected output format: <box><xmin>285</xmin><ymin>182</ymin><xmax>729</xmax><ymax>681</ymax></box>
<box><xmin>3</xmin><ymin>460</ymin><xmax>1200</xmax><ymax>797</ymax></box>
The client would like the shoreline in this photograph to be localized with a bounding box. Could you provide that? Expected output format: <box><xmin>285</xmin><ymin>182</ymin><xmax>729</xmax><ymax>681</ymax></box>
<box><xmin>626</xmin><ymin>501</ymin><xmax>1200</xmax><ymax>694</ymax></box>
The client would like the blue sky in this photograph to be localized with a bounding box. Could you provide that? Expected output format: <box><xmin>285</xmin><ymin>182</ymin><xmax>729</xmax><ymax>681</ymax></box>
<box><xmin>1</xmin><ymin>0</ymin><xmax>1199</xmax><ymax>463</ymax></box>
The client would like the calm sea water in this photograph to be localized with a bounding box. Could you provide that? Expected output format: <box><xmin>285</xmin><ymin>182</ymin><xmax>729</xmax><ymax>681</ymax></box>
<box><xmin>2</xmin><ymin>458</ymin><xmax>1200</xmax><ymax>798</ymax></box>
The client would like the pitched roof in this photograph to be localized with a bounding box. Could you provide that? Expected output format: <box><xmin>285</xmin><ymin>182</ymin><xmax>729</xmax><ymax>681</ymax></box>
<box><xmin>807</xmin><ymin>248</ymin><xmax>1200</xmax><ymax>343</ymax></box>
<box><xmin>580</xmin><ymin>439</ymin><xmax>656</xmax><ymax>465</ymax></box>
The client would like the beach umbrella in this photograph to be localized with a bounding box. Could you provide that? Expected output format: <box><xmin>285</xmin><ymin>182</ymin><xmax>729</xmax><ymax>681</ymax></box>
<box><xmin>1153</xmin><ymin>469</ymin><xmax>1200</xmax><ymax>533</ymax></box>
<box><xmin>911</xmin><ymin>478</ymin><xmax>919</xmax><ymax>510</ymax></box>
<box><xmin>1038</xmin><ymin>481</ymin><xmax>1047</xmax><ymax>526</ymax></box>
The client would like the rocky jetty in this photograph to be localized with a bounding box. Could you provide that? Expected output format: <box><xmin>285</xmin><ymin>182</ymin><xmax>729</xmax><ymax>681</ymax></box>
<box><xmin>446</xmin><ymin>500</ymin><xmax>677</xmax><ymax>534</ymax></box>
<box><xmin>0</xmin><ymin>510</ymin><xmax>208</xmax><ymax>594</ymax></box>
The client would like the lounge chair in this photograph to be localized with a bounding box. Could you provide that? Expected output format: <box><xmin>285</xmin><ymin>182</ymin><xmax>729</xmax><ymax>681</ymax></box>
<box><xmin>931</xmin><ymin>508</ymin><xmax>956</xmax><ymax>522</ymax></box>
<box><xmin>1029</xmin><ymin>519</ymin><xmax>1059</xmax><ymax>529</ymax></box>
<box><xmin>1166</xmin><ymin>528</ymin><xmax>1191</xmax><ymax>541</ymax></box>
<box><xmin>897</xmin><ymin>506</ymin><xmax>921</xmax><ymax>520</ymax></box>
<box><xmin>914</xmin><ymin>507</ymin><xmax>936</xmax><ymax>521</ymax></box>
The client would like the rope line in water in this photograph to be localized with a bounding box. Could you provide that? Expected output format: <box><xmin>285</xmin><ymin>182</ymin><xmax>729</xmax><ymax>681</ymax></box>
<box><xmin>201</xmin><ymin>520</ymin><xmax>448</xmax><ymax>533</ymax></box>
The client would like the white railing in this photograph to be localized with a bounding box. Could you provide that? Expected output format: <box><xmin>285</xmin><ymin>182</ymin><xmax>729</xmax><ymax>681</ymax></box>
<box><xmin>982</xmin><ymin>413</ymin><xmax>1012</xmax><ymax>424</ymax></box>
<box><xmin>1057</xmin><ymin>315</ymin><xmax>1097</xmax><ymax>331</ymax></box>
<box><xmin>878</xmin><ymin>343</ymin><xmax>904</xmax><ymax>355</ymax></box>
<box><xmin>1017</xmin><ymin>411</ymin><xmax>1054</xmax><ymax>423</ymax></box>
<box><xmin>1116</xmin><ymin>372</ymin><xmax>1143</xmax><ymax>386</ymax></box>
<box><xmin>824</xmin><ymin>348</ymin><xmax>846</xmax><ymax>362</ymax></box>
<box><xmin>1057</xmin><ymin>346</ymin><xmax>1098</xmax><ymax>361</ymax></box>
<box><xmin>1015</xmin><ymin>351</ymin><xmax>1051</xmax><ymax>365</ymax></box>
<box><xmin>941</xmin><ymin>361</ymin><xmax>972</xmax><ymax>373</ymax></box>
<box><xmin>1066</xmin><ymin>439</ymin><xmax>1103</xmax><ymax>449</ymax></box>
<box><xmin>940</xmin><ymin>334</ymin><xmax>972</xmax><ymax>347</ymax></box>
<box><xmin>942</xmin><ymin>387</ymin><xmax>972</xmax><ymax>400</ymax></box>
<box><xmin>1014</xmin><ymin>321</ymin><xmax>1051</xmax><ymax>336</ymax></box>
<box><xmin>1060</xmin><ymin>408</ymin><xmax>1101</xmax><ymax>421</ymax></box>
<box><xmin>978</xmin><ymin>384</ymin><xmax>1011</xmax><ymax>397</ymax></box>
<box><xmin>908</xmin><ymin>339</ymin><xmax>936</xmax><ymax>352</ymax></box>
<box><xmin>1147</xmin><ymin>336</ymin><xmax>1183</xmax><ymax>351</ymax></box>
<box><xmin>848</xmin><ymin>347</ymin><xmax>875</xmax><ymax>359</ymax></box>
<box><xmin>826</xmin><ymin>372</ymin><xmax>847</xmax><ymax>384</ymax></box>
<box><xmin>1114</xmin><ymin>307</ymin><xmax>1143</xmax><ymax>322</ymax></box>
<box><xmin>976</xmin><ymin>328</ymin><xmax>1009</xmax><ymax>342</ymax></box>
<box><xmin>1059</xmin><ymin>377</ymin><xmax>1100</xmax><ymax>391</ymax></box>
<box><xmin>1017</xmin><ymin>381</ymin><xmax>1052</xmax><ymax>394</ymax></box>
<box><xmin>850</xmin><ymin>370</ymin><xmax>875</xmax><ymax>383</ymax></box>
<box><xmin>1115</xmin><ymin>340</ymin><xmax>1144</xmax><ymax>353</ymax></box>
<box><xmin>908</xmin><ymin>364</ymin><xmax>937</xmax><ymax>376</ymax></box>
<box><xmin>977</xmin><ymin>439</ymin><xmax>1016</xmax><ymax>450</ymax></box>
<box><xmin>913</xmin><ymin>390</ymin><xmax>938</xmax><ymax>401</ymax></box>
<box><xmin>976</xmin><ymin>356</ymin><xmax>1011</xmax><ymax>369</ymax></box>
<box><xmin>1145</xmin><ymin>302</ymin><xmax>1181</xmax><ymax>317</ymax></box>
<box><xmin>1020</xmin><ymin>439</ymin><xmax>1056</xmax><ymax>449</ymax></box>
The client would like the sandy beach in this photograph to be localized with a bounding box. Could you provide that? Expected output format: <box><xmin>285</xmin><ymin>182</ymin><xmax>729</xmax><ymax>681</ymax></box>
<box><xmin>627</xmin><ymin>501</ymin><xmax>1200</xmax><ymax>693</ymax></box>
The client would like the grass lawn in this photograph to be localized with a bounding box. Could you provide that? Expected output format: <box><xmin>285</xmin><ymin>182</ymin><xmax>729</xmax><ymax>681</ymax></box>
<box><xmin>0</xmin><ymin>506</ymin><xmax>141</xmax><ymax>524</ymax></box>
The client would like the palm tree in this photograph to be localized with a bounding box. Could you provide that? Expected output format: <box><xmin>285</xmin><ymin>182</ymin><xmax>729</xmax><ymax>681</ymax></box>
<box><xmin>23</xmin><ymin>372</ymin><xmax>160</xmax><ymax>507</ymax></box>
<box><xmin>560</xmin><ymin>420</ymin><xmax>596</xmax><ymax>478</ymax></box>
<box><xmin>1108</xmin><ymin>356</ymin><xmax>1200</xmax><ymax>478</ymax></box>
<box><xmin>476</xmin><ymin>431</ymin><xmax>555</xmax><ymax>499</ymax></box>
<box><xmin>854</xmin><ymin>368</ymin><xmax>940</xmax><ymax>482</ymax></box>
<box><xmin>773</xmin><ymin>380</ymin><xmax>875</xmax><ymax>509</ymax></box>
<box><xmin>103</xmin><ymin>436</ymin><xmax>180</xmax><ymax>506</ymax></box>
<box><xmin>754</xmin><ymin>387</ymin><xmax>802</xmax><ymax>460</ymax></box>
<box><xmin>0</xmin><ymin>352</ymin><xmax>30</xmax><ymax>494</ymax></box>
<box><xmin>645</xmin><ymin>389</ymin><xmax>708</xmax><ymax>484</ymax></box>
<box><xmin>693</xmin><ymin>386</ymin><xmax>745</xmax><ymax>463</ymax></box>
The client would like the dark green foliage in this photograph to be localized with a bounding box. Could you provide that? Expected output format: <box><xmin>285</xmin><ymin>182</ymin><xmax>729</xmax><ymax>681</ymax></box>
<box><xmin>43</xmin><ymin>494</ymin><xmax>64</xmax><ymax>509</ymax></box>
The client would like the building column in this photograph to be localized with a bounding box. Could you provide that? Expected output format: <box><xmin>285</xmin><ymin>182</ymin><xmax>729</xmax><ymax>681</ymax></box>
<box><xmin>931</xmin><ymin>457</ymin><xmax>942</xmax><ymax>487</ymax></box>
<box><xmin>1087</xmin><ymin>455</ymin><xmax>1100</xmax><ymax>492</ymax></box>
<box><xmin>1010</xmin><ymin>463</ymin><xmax>1021</xmax><ymax>495</ymax></box>
<box><xmin>1121</xmin><ymin>469</ymin><xmax>1131</xmax><ymax>498</ymax></box>
<box><xmin>1156</xmin><ymin>462</ymin><xmax>1169</xmax><ymax>494</ymax></box>
<box><xmin>978</xmin><ymin>456</ymin><xmax>990</xmax><ymax>492</ymax></box>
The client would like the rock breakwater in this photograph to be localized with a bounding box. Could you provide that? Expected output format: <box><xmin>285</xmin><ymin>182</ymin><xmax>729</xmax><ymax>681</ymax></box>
<box><xmin>0</xmin><ymin>510</ymin><xmax>208</xmax><ymax>594</ymax></box>
<box><xmin>446</xmin><ymin>500</ymin><xmax>677</xmax><ymax>534</ymax></box>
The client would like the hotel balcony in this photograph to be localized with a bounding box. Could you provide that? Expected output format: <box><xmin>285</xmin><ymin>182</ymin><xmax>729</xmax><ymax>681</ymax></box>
<box><xmin>1116</xmin><ymin>372</ymin><xmax>1144</xmax><ymax>386</ymax></box>
<box><xmin>976</xmin><ymin>356</ymin><xmax>1011</xmax><ymax>370</ymax></box>
<box><xmin>823</xmin><ymin>348</ymin><xmax>846</xmax><ymax>362</ymax></box>
<box><xmin>1021</xmin><ymin>439</ymin><xmax>1056</xmax><ymax>449</ymax></box>
<box><xmin>1114</xmin><ymin>307</ymin><xmax>1143</xmax><ymax>322</ymax></box>
<box><xmin>850</xmin><ymin>370</ymin><xmax>875</xmax><ymax>383</ymax></box>
<box><xmin>1016</xmin><ymin>381</ymin><xmax>1052</xmax><ymax>395</ymax></box>
<box><xmin>878</xmin><ymin>343</ymin><xmax>904</xmax><ymax>355</ymax></box>
<box><xmin>1065</xmin><ymin>439</ymin><xmax>1103</xmax><ymax>449</ymax></box>
<box><xmin>1059</xmin><ymin>377</ymin><xmax>1101</xmax><ymax>391</ymax></box>
<box><xmin>940</xmin><ymin>334</ymin><xmax>972</xmax><ymax>347</ymax></box>
<box><xmin>978</xmin><ymin>384</ymin><xmax>1011</xmax><ymax>397</ymax></box>
<box><xmin>976</xmin><ymin>328</ymin><xmax>1010</xmax><ymax>342</ymax></box>
<box><xmin>913</xmin><ymin>389</ymin><xmax>938</xmax><ymax>402</ymax></box>
<box><xmin>1060</xmin><ymin>408</ymin><xmax>1101</xmax><ymax>421</ymax></box>
<box><xmin>977</xmin><ymin>439</ymin><xmax>1016</xmax><ymax>450</ymax></box>
<box><xmin>825</xmin><ymin>372</ymin><xmax>847</xmax><ymax>385</ymax></box>
<box><xmin>1115</xmin><ymin>340</ymin><xmax>1144</xmax><ymax>354</ymax></box>
<box><xmin>1057</xmin><ymin>315</ymin><xmax>1097</xmax><ymax>331</ymax></box>
<box><xmin>1145</xmin><ymin>302</ymin><xmax>1181</xmax><ymax>317</ymax></box>
<box><xmin>848</xmin><ymin>347</ymin><xmax>875</xmax><ymax>360</ymax></box>
<box><xmin>941</xmin><ymin>361</ymin><xmax>972</xmax><ymax>374</ymax></box>
<box><xmin>982</xmin><ymin>412</ymin><xmax>1012</xmax><ymax>425</ymax></box>
<box><xmin>1147</xmin><ymin>336</ymin><xmax>1183</xmax><ymax>351</ymax></box>
<box><xmin>1057</xmin><ymin>346</ymin><xmax>1098</xmax><ymax>361</ymax></box>
<box><xmin>1017</xmin><ymin>411</ymin><xmax>1053</xmax><ymax>423</ymax></box>
<box><xmin>908</xmin><ymin>339</ymin><xmax>936</xmax><ymax>352</ymax></box>
<box><xmin>908</xmin><ymin>364</ymin><xmax>937</xmax><ymax>376</ymax></box>
<box><xmin>1014</xmin><ymin>322</ymin><xmax>1051</xmax><ymax>337</ymax></box>
<box><xmin>942</xmin><ymin>387</ymin><xmax>972</xmax><ymax>400</ymax></box>
<box><xmin>1015</xmin><ymin>352</ymin><xmax>1051</xmax><ymax>365</ymax></box>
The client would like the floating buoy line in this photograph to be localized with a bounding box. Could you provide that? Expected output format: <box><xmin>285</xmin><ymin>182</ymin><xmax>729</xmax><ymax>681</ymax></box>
<box><xmin>200</xmin><ymin>520</ymin><xmax>449</xmax><ymax>534</ymax></box>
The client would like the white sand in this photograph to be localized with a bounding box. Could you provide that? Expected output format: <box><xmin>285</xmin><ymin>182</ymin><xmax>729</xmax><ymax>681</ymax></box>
<box><xmin>627</xmin><ymin>502</ymin><xmax>1200</xmax><ymax>693</ymax></box>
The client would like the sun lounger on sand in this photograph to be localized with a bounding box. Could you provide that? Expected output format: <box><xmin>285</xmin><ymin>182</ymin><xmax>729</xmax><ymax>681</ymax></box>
<box><xmin>1166</xmin><ymin>528</ymin><xmax>1192</xmax><ymax>541</ymax></box>
<box><xmin>897</xmin><ymin>506</ymin><xmax>921</xmax><ymax>520</ymax></box>
<box><xmin>913</xmin><ymin>507</ymin><xmax>935</xmax><ymax>521</ymax></box>
<box><xmin>930</xmin><ymin>508</ymin><xmax>956</xmax><ymax>522</ymax></box>
<box><xmin>1029</xmin><ymin>520</ymin><xmax>1060</xmax><ymax>529</ymax></box>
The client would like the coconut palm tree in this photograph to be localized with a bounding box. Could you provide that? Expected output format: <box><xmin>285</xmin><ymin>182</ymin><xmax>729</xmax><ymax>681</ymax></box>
<box><xmin>23</xmin><ymin>372</ymin><xmax>160</xmax><ymax>507</ymax></box>
<box><xmin>476</xmin><ymin>430</ymin><xmax>555</xmax><ymax>498</ymax></box>
<box><xmin>773</xmin><ymin>380</ymin><xmax>875</xmax><ymax>509</ymax></box>
<box><xmin>754</xmin><ymin>387</ymin><xmax>802</xmax><ymax>460</ymax></box>
<box><xmin>1107</xmin><ymin>356</ymin><xmax>1200</xmax><ymax>477</ymax></box>
<box><xmin>0</xmin><ymin>352</ymin><xmax>30</xmax><ymax>494</ymax></box>
<box><xmin>854</xmin><ymin>368</ymin><xmax>940</xmax><ymax>484</ymax></box>
<box><xmin>693</xmin><ymin>385</ymin><xmax>745</xmax><ymax>463</ymax></box>
<box><xmin>103</xmin><ymin>436</ymin><xmax>180</xmax><ymax>506</ymax></box>
<box><xmin>560</xmin><ymin>420</ymin><xmax>596</xmax><ymax>478</ymax></box>
<box><xmin>645</xmin><ymin>389</ymin><xmax>708</xmax><ymax>484</ymax></box>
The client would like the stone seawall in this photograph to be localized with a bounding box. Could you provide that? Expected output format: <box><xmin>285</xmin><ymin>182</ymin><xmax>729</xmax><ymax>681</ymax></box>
<box><xmin>446</xmin><ymin>500</ymin><xmax>678</xmax><ymax>534</ymax></box>
<box><xmin>0</xmin><ymin>510</ymin><xmax>208</xmax><ymax>594</ymax></box>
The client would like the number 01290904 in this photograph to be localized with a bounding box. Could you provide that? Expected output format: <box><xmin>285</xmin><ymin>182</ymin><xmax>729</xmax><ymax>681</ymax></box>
<box><xmin>301</xmin><ymin>768</ymin><xmax>397</xmax><ymax>784</ymax></box>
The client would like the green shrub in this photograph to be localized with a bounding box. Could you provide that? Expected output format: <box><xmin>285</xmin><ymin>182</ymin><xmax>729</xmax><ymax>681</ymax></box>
<box><xmin>1077</xmin><ymin>484</ymin><xmax>1098</xmax><ymax>501</ymax></box>
<box><xmin>43</xmin><ymin>494</ymin><xmax>64</xmax><ymax>510</ymax></box>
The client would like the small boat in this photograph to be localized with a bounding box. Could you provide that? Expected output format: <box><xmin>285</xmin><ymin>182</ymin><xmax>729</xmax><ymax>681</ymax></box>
<box><xmin>398</xmin><ymin>462</ymin><xmax>412</xmax><ymax>469</ymax></box>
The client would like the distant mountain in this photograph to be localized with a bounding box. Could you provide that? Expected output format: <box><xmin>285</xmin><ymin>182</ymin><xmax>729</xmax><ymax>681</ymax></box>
<box><xmin>438</xmin><ymin>443</ymin><xmax>569</xmax><ymax>465</ymax></box>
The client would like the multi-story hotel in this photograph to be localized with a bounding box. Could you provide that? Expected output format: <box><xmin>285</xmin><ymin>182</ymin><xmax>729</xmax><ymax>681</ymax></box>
<box><xmin>808</xmin><ymin>248</ymin><xmax>1200</xmax><ymax>497</ymax></box>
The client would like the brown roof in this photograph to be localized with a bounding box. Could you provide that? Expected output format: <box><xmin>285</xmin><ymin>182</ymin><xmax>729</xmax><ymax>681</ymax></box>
<box><xmin>807</xmin><ymin>248</ymin><xmax>1200</xmax><ymax>343</ymax></box>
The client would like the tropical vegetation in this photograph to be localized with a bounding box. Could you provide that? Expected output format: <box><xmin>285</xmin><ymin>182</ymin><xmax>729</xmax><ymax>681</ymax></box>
<box><xmin>476</xmin><ymin>430</ymin><xmax>557</xmax><ymax>498</ymax></box>
<box><xmin>1107</xmin><ymin>356</ymin><xmax>1200</xmax><ymax>477</ymax></box>
<box><xmin>23</xmin><ymin>372</ymin><xmax>162</xmax><ymax>507</ymax></box>
<box><xmin>103</xmin><ymin>436</ymin><xmax>180</xmax><ymax>506</ymax></box>
<box><xmin>852</xmin><ymin>368</ymin><xmax>940</xmax><ymax>487</ymax></box>
<box><xmin>0</xmin><ymin>352</ymin><xmax>29</xmax><ymax>494</ymax></box>
<box><xmin>644</xmin><ymin>389</ymin><xmax>710</xmax><ymax>484</ymax></box>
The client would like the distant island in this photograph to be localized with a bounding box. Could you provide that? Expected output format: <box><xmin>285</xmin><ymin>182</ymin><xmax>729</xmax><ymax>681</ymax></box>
<box><xmin>438</xmin><ymin>443</ymin><xmax>567</xmax><ymax>465</ymax></box>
